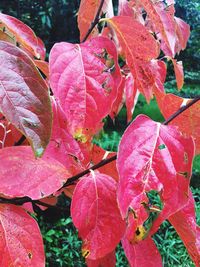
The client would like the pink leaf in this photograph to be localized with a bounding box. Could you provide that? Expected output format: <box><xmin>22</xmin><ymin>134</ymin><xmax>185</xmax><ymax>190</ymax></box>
<box><xmin>124</xmin><ymin>74</ymin><xmax>139</xmax><ymax>122</ymax></box>
<box><xmin>0</xmin><ymin>146</ymin><xmax>70</xmax><ymax>200</ymax></box>
<box><xmin>117</xmin><ymin>115</ymin><xmax>194</xmax><ymax>237</ymax></box>
<box><xmin>104</xmin><ymin>16</ymin><xmax>161</xmax><ymax>101</ymax></box>
<box><xmin>139</xmin><ymin>0</ymin><xmax>176</xmax><ymax>57</ymax></box>
<box><xmin>168</xmin><ymin>191</ymin><xmax>200</xmax><ymax>266</ymax></box>
<box><xmin>122</xmin><ymin>236</ymin><xmax>162</xmax><ymax>267</ymax></box>
<box><xmin>110</xmin><ymin>76</ymin><xmax>125</xmax><ymax>119</ymax></box>
<box><xmin>174</xmin><ymin>17</ymin><xmax>190</xmax><ymax>54</ymax></box>
<box><xmin>49</xmin><ymin>36</ymin><xmax>121</xmax><ymax>139</ymax></box>
<box><xmin>71</xmin><ymin>171</ymin><xmax>125</xmax><ymax>260</ymax></box>
<box><xmin>0</xmin><ymin>13</ymin><xmax>45</xmax><ymax>59</ymax></box>
<box><xmin>86</xmin><ymin>250</ymin><xmax>116</xmax><ymax>267</ymax></box>
<box><xmin>171</xmin><ymin>59</ymin><xmax>184</xmax><ymax>90</ymax></box>
<box><xmin>154</xmin><ymin>90</ymin><xmax>200</xmax><ymax>155</ymax></box>
<box><xmin>0</xmin><ymin>41</ymin><xmax>52</xmax><ymax>157</ymax></box>
<box><xmin>0</xmin><ymin>204</ymin><xmax>45</xmax><ymax>266</ymax></box>
<box><xmin>118</xmin><ymin>0</ymin><xmax>144</xmax><ymax>24</ymax></box>
<box><xmin>44</xmin><ymin>99</ymin><xmax>84</xmax><ymax>173</ymax></box>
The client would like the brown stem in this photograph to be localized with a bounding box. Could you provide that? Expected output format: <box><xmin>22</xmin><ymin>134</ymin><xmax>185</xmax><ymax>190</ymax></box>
<box><xmin>163</xmin><ymin>96</ymin><xmax>200</xmax><ymax>125</ymax></box>
<box><xmin>62</xmin><ymin>95</ymin><xmax>200</xmax><ymax>187</ymax></box>
<box><xmin>0</xmin><ymin>196</ymin><xmax>68</xmax><ymax>211</ymax></box>
<box><xmin>81</xmin><ymin>0</ymin><xmax>105</xmax><ymax>43</ymax></box>
<box><xmin>1</xmin><ymin>95</ymin><xmax>199</xmax><ymax>207</ymax></box>
<box><xmin>62</xmin><ymin>154</ymin><xmax>117</xmax><ymax>187</ymax></box>
<box><xmin>14</xmin><ymin>135</ymin><xmax>26</xmax><ymax>146</ymax></box>
<box><xmin>34</xmin><ymin>200</ymin><xmax>69</xmax><ymax>211</ymax></box>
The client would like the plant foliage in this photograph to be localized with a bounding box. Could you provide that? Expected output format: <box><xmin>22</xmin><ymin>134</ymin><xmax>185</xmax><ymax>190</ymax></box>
<box><xmin>0</xmin><ymin>0</ymin><xmax>199</xmax><ymax>266</ymax></box>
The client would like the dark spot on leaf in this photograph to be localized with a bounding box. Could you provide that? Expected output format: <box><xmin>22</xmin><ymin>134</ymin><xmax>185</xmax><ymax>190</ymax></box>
<box><xmin>28</xmin><ymin>252</ymin><xmax>32</xmax><ymax>259</ymax></box>
<box><xmin>178</xmin><ymin>171</ymin><xmax>189</xmax><ymax>179</ymax></box>
<box><xmin>184</xmin><ymin>152</ymin><xmax>188</xmax><ymax>164</ymax></box>
<box><xmin>158</xmin><ymin>144</ymin><xmax>166</xmax><ymax>150</ymax></box>
<box><xmin>82</xmin><ymin>249</ymin><xmax>90</xmax><ymax>258</ymax></box>
<box><xmin>128</xmin><ymin>207</ymin><xmax>137</xmax><ymax>219</ymax></box>
<box><xmin>135</xmin><ymin>228</ymin><xmax>141</xmax><ymax>236</ymax></box>
<box><xmin>23</xmin><ymin>118</ymin><xmax>39</xmax><ymax>128</ymax></box>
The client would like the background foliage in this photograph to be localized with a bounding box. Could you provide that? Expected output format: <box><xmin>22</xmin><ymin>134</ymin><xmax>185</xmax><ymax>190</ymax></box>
<box><xmin>0</xmin><ymin>0</ymin><xmax>199</xmax><ymax>266</ymax></box>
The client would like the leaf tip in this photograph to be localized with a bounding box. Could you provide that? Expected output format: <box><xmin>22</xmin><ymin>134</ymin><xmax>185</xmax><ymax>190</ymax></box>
<box><xmin>35</xmin><ymin>147</ymin><xmax>44</xmax><ymax>158</ymax></box>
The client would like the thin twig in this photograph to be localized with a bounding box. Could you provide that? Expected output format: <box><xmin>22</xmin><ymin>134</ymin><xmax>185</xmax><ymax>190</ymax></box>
<box><xmin>62</xmin><ymin>95</ymin><xmax>200</xmax><ymax>187</ymax></box>
<box><xmin>0</xmin><ymin>196</ymin><xmax>68</xmax><ymax>211</ymax></box>
<box><xmin>34</xmin><ymin>200</ymin><xmax>69</xmax><ymax>211</ymax></box>
<box><xmin>81</xmin><ymin>0</ymin><xmax>105</xmax><ymax>43</ymax></box>
<box><xmin>62</xmin><ymin>154</ymin><xmax>117</xmax><ymax>187</ymax></box>
<box><xmin>14</xmin><ymin>135</ymin><xmax>26</xmax><ymax>146</ymax></box>
<box><xmin>0</xmin><ymin>95</ymin><xmax>199</xmax><ymax>207</ymax></box>
<box><xmin>163</xmin><ymin>96</ymin><xmax>200</xmax><ymax>125</ymax></box>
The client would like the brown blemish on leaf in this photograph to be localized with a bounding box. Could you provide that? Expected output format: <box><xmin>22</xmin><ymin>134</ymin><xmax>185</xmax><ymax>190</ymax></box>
<box><xmin>135</xmin><ymin>226</ymin><xmax>146</xmax><ymax>240</ymax></box>
<box><xmin>184</xmin><ymin>152</ymin><xmax>188</xmax><ymax>164</ymax></box>
<box><xmin>178</xmin><ymin>171</ymin><xmax>189</xmax><ymax>179</ymax></box>
<box><xmin>82</xmin><ymin>249</ymin><xmax>90</xmax><ymax>258</ymax></box>
<box><xmin>28</xmin><ymin>251</ymin><xmax>33</xmax><ymax>259</ymax></box>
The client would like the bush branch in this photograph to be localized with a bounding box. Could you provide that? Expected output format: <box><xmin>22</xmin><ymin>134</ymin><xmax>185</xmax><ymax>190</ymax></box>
<box><xmin>81</xmin><ymin>0</ymin><xmax>105</xmax><ymax>42</ymax></box>
<box><xmin>163</xmin><ymin>96</ymin><xmax>200</xmax><ymax>125</ymax></box>
<box><xmin>62</xmin><ymin>95</ymin><xmax>200</xmax><ymax>187</ymax></box>
<box><xmin>0</xmin><ymin>95</ymin><xmax>199</xmax><ymax>207</ymax></box>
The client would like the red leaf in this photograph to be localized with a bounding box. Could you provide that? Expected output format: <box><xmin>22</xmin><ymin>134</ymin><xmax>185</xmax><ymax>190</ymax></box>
<box><xmin>34</xmin><ymin>60</ymin><xmax>49</xmax><ymax>79</ymax></box>
<box><xmin>104</xmin><ymin>16</ymin><xmax>161</xmax><ymax>101</ymax></box>
<box><xmin>106</xmin><ymin>16</ymin><xmax>159</xmax><ymax>61</ymax></box>
<box><xmin>86</xmin><ymin>250</ymin><xmax>116</xmax><ymax>267</ymax></box>
<box><xmin>0</xmin><ymin>146</ymin><xmax>70</xmax><ymax>200</ymax></box>
<box><xmin>71</xmin><ymin>171</ymin><xmax>125</xmax><ymax>260</ymax></box>
<box><xmin>0</xmin><ymin>27</ymin><xmax>16</xmax><ymax>44</ymax></box>
<box><xmin>122</xmin><ymin>237</ymin><xmax>162</xmax><ymax>267</ymax></box>
<box><xmin>171</xmin><ymin>59</ymin><xmax>184</xmax><ymax>90</ymax></box>
<box><xmin>0</xmin><ymin>13</ymin><xmax>45</xmax><ymax>59</ymax></box>
<box><xmin>0</xmin><ymin>115</ymin><xmax>26</xmax><ymax>148</ymax></box>
<box><xmin>118</xmin><ymin>0</ymin><xmax>133</xmax><ymax>17</ymax></box>
<box><xmin>0</xmin><ymin>204</ymin><xmax>44</xmax><ymax>266</ymax></box>
<box><xmin>155</xmin><ymin>90</ymin><xmax>200</xmax><ymax>155</ymax></box>
<box><xmin>78</xmin><ymin>0</ymin><xmax>114</xmax><ymax>41</ymax></box>
<box><xmin>44</xmin><ymin>99</ymin><xmax>84</xmax><ymax>173</ymax></box>
<box><xmin>169</xmin><ymin>191</ymin><xmax>200</xmax><ymax>266</ymax></box>
<box><xmin>0</xmin><ymin>41</ymin><xmax>52</xmax><ymax>157</ymax></box>
<box><xmin>35</xmin><ymin>37</ymin><xmax>46</xmax><ymax>60</ymax></box>
<box><xmin>174</xmin><ymin>17</ymin><xmax>190</xmax><ymax>54</ymax></box>
<box><xmin>139</xmin><ymin>0</ymin><xmax>176</xmax><ymax>57</ymax></box>
<box><xmin>117</xmin><ymin>115</ymin><xmax>194</xmax><ymax>236</ymax></box>
<box><xmin>91</xmin><ymin>145</ymin><xmax>118</xmax><ymax>181</ymax></box>
<box><xmin>110</xmin><ymin>76</ymin><xmax>125</xmax><ymax>119</ymax></box>
<box><xmin>49</xmin><ymin>36</ymin><xmax>121</xmax><ymax>139</ymax></box>
<box><xmin>124</xmin><ymin>74</ymin><xmax>139</xmax><ymax>122</ymax></box>
<box><xmin>118</xmin><ymin>0</ymin><xmax>144</xmax><ymax>24</ymax></box>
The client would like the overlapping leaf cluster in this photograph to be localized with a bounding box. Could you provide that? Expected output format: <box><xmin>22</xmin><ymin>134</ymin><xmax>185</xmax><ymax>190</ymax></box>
<box><xmin>0</xmin><ymin>0</ymin><xmax>199</xmax><ymax>266</ymax></box>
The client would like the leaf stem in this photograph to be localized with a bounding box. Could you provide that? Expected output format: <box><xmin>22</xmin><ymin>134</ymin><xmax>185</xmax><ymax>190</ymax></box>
<box><xmin>81</xmin><ymin>0</ymin><xmax>105</xmax><ymax>43</ymax></box>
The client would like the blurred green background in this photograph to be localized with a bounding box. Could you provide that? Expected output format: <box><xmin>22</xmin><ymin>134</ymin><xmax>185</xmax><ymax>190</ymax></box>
<box><xmin>0</xmin><ymin>1</ymin><xmax>199</xmax><ymax>266</ymax></box>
